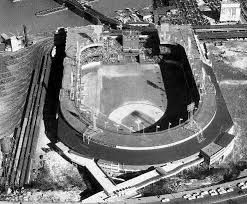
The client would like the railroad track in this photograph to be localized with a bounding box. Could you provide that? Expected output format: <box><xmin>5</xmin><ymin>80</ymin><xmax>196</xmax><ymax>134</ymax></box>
<box><xmin>0</xmin><ymin>39</ymin><xmax>53</xmax><ymax>189</ymax></box>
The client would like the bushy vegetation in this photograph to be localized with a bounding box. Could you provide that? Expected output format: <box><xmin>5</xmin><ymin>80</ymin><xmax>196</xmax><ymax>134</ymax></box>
<box><xmin>30</xmin><ymin>151</ymin><xmax>85</xmax><ymax>191</ymax></box>
<box><xmin>141</xmin><ymin>178</ymin><xmax>179</xmax><ymax>196</ymax></box>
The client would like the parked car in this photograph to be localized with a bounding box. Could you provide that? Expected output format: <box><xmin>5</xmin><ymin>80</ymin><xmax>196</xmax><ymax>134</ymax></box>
<box><xmin>192</xmin><ymin>192</ymin><xmax>200</xmax><ymax>196</ymax></box>
<box><xmin>161</xmin><ymin>198</ymin><xmax>170</xmax><ymax>202</ymax></box>
<box><xmin>201</xmin><ymin>191</ymin><xmax>209</xmax><ymax>196</ymax></box>
<box><xmin>183</xmin><ymin>194</ymin><xmax>190</xmax><ymax>199</ymax></box>
<box><xmin>196</xmin><ymin>194</ymin><xmax>204</xmax><ymax>199</ymax></box>
<box><xmin>218</xmin><ymin>189</ymin><xmax>227</xmax><ymax>194</ymax></box>
<box><xmin>237</xmin><ymin>182</ymin><xmax>245</xmax><ymax>187</ymax></box>
<box><xmin>188</xmin><ymin>196</ymin><xmax>196</xmax><ymax>200</ymax></box>
<box><xmin>240</xmin><ymin>185</ymin><xmax>247</xmax><ymax>190</ymax></box>
<box><xmin>209</xmin><ymin>190</ymin><xmax>218</xmax><ymax>196</ymax></box>
<box><xmin>226</xmin><ymin>187</ymin><xmax>234</xmax><ymax>193</ymax></box>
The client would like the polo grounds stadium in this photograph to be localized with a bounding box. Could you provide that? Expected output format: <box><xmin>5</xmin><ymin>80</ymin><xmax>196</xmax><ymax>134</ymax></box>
<box><xmin>56</xmin><ymin>24</ymin><xmax>234</xmax><ymax>175</ymax></box>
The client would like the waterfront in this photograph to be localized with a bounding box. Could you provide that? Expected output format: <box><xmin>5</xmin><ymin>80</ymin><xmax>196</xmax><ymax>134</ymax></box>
<box><xmin>0</xmin><ymin>0</ymin><xmax>88</xmax><ymax>34</ymax></box>
<box><xmin>92</xmin><ymin>0</ymin><xmax>152</xmax><ymax>17</ymax></box>
<box><xmin>0</xmin><ymin>0</ymin><xmax>151</xmax><ymax>35</ymax></box>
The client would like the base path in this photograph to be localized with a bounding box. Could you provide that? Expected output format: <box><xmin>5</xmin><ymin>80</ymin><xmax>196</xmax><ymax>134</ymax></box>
<box><xmin>108</xmin><ymin>102</ymin><xmax>164</xmax><ymax>125</ymax></box>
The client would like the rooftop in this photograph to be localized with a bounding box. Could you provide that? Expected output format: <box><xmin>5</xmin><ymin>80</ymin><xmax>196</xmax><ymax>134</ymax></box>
<box><xmin>201</xmin><ymin>142</ymin><xmax>223</xmax><ymax>157</ymax></box>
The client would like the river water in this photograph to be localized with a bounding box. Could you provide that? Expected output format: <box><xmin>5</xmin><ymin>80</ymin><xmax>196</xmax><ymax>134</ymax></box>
<box><xmin>92</xmin><ymin>0</ymin><xmax>151</xmax><ymax>17</ymax></box>
<box><xmin>0</xmin><ymin>0</ymin><xmax>151</xmax><ymax>35</ymax></box>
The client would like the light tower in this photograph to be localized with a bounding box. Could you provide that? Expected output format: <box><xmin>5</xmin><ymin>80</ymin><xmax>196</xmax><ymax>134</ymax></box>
<box><xmin>92</xmin><ymin>109</ymin><xmax>97</xmax><ymax>131</ymax></box>
<box><xmin>187</xmin><ymin>102</ymin><xmax>195</xmax><ymax>122</ymax></box>
<box><xmin>200</xmin><ymin>67</ymin><xmax>206</xmax><ymax>95</ymax></box>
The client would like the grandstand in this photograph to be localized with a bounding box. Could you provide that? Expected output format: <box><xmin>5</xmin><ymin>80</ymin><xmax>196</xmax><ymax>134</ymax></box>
<box><xmin>56</xmin><ymin>24</ymin><xmax>233</xmax><ymax>173</ymax></box>
<box><xmin>63</xmin><ymin>27</ymin><xmax>169</xmax><ymax>134</ymax></box>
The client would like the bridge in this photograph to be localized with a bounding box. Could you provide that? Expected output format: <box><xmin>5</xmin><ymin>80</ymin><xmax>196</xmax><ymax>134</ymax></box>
<box><xmin>64</xmin><ymin>0</ymin><xmax>119</xmax><ymax>27</ymax></box>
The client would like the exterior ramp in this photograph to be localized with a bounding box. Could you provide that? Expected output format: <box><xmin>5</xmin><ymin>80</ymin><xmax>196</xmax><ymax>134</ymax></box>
<box><xmin>55</xmin><ymin>142</ymin><xmax>116</xmax><ymax>195</ymax></box>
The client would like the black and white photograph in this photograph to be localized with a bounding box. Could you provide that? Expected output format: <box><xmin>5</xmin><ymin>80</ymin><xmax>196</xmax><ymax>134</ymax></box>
<box><xmin>0</xmin><ymin>0</ymin><xmax>247</xmax><ymax>203</ymax></box>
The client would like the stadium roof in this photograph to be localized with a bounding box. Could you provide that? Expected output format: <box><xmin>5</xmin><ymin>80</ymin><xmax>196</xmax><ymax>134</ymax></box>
<box><xmin>214</xmin><ymin>132</ymin><xmax>235</xmax><ymax>148</ymax></box>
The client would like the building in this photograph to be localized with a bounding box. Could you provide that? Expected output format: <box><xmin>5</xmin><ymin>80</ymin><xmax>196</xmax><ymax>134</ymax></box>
<box><xmin>200</xmin><ymin>132</ymin><xmax>235</xmax><ymax>165</ymax></box>
<box><xmin>1</xmin><ymin>33</ymin><xmax>24</xmax><ymax>52</ymax></box>
<box><xmin>122</xmin><ymin>30</ymin><xmax>140</xmax><ymax>52</ymax></box>
<box><xmin>10</xmin><ymin>36</ymin><xmax>24</xmax><ymax>52</ymax></box>
<box><xmin>1</xmin><ymin>33</ymin><xmax>10</xmax><ymax>44</ymax></box>
<box><xmin>200</xmin><ymin>143</ymin><xmax>225</xmax><ymax>165</ymax></box>
<box><xmin>159</xmin><ymin>23</ymin><xmax>171</xmax><ymax>44</ymax></box>
<box><xmin>220</xmin><ymin>0</ymin><xmax>241</xmax><ymax>22</ymax></box>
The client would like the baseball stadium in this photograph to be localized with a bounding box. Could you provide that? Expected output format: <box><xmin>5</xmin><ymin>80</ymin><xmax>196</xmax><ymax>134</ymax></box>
<box><xmin>57</xmin><ymin>24</ymin><xmax>234</xmax><ymax>174</ymax></box>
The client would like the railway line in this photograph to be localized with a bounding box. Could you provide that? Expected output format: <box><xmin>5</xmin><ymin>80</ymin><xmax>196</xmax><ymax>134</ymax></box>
<box><xmin>0</xmin><ymin>39</ymin><xmax>53</xmax><ymax>189</ymax></box>
<box><xmin>193</xmin><ymin>24</ymin><xmax>247</xmax><ymax>40</ymax></box>
<box><xmin>197</xmin><ymin>31</ymin><xmax>247</xmax><ymax>40</ymax></box>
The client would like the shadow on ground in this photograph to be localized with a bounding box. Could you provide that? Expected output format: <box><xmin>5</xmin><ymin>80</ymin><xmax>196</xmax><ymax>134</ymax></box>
<box><xmin>42</xmin><ymin>29</ymin><xmax>102</xmax><ymax>200</ymax></box>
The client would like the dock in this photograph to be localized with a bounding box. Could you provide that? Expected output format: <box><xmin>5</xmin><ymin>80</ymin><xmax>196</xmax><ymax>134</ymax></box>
<box><xmin>35</xmin><ymin>4</ymin><xmax>68</xmax><ymax>17</ymax></box>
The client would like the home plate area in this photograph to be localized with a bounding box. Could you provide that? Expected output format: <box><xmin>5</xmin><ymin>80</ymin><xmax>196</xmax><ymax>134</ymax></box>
<box><xmin>98</xmin><ymin>63</ymin><xmax>167</xmax><ymax>132</ymax></box>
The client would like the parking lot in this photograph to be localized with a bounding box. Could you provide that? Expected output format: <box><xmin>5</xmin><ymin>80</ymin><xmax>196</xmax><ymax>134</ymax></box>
<box><xmin>158</xmin><ymin>178</ymin><xmax>247</xmax><ymax>203</ymax></box>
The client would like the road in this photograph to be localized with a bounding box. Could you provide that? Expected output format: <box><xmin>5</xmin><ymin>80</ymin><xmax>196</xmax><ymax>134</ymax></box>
<box><xmin>170</xmin><ymin>191</ymin><xmax>247</xmax><ymax>204</ymax></box>
<box><xmin>131</xmin><ymin>189</ymin><xmax>247</xmax><ymax>204</ymax></box>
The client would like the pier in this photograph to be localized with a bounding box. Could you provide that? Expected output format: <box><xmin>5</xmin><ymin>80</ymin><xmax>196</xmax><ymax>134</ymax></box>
<box><xmin>35</xmin><ymin>4</ymin><xmax>68</xmax><ymax>17</ymax></box>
